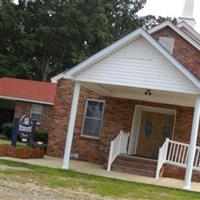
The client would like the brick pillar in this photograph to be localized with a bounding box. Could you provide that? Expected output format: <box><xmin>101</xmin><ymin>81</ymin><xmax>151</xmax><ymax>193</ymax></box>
<box><xmin>47</xmin><ymin>79</ymin><xmax>74</xmax><ymax>157</ymax></box>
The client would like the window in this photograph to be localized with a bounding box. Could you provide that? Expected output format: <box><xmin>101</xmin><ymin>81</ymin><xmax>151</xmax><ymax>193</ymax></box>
<box><xmin>81</xmin><ymin>99</ymin><xmax>105</xmax><ymax>138</ymax></box>
<box><xmin>159</xmin><ymin>37</ymin><xmax>175</xmax><ymax>54</ymax></box>
<box><xmin>145</xmin><ymin>118</ymin><xmax>153</xmax><ymax>138</ymax></box>
<box><xmin>31</xmin><ymin>104</ymin><xmax>43</xmax><ymax>123</ymax></box>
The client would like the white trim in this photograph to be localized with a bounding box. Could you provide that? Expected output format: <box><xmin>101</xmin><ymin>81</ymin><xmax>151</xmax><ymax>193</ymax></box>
<box><xmin>60</xmin><ymin>27</ymin><xmax>200</xmax><ymax>91</ymax></box>
<box><xmin>111</xmin><ymin>89</ymin><xmax>196</xmax><ymax>107</ymax></box>
<box><xmin>81</xmin><ymin>83</ymin><xmax>197</xmax><ymax>107</ymax></box>
<box><xmin>0</xmin><ymin>96</ymin><xmax>54</xmax><ymax>105</ymax></box>
<box><xmin>83</xmin><ymin>83</ymin><xmax>112</xmax><ymax>96</ymax></box>
<box><xmin>51</xmin><ymin>72</ymin><xmax>64</xmax><ymax>83</ymax></box>
<box><xmin>80</xmin><ymin>99</ymin><xmax>105</xmax><ymax>139</ymax></box>
<box><xmin>177</xmin><ymin>21</ymin><xmax>200</xmax><ymax>43</ymax></box>
<box><xmin>77</xmin><ymin>77</ymin><xmax>199</xmax><ymax>95</ymax></box>
<box><xmin>148</xmin><ymin>21</ymin><xmax>200</xmax><ymax>51</ymax></box>
<box><xmin>128</xmin><ymin>105</ymin><xmax>176</xmax><ymax>155</ymax></box>
<box><xmin>128</xmin><ymin>106</ymin><xmax>142</xmax><ymax>155</ymax></box>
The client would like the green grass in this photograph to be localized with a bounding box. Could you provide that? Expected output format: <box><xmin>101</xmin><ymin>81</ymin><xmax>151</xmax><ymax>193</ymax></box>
<box><xmin>0</xmin><ymin>139</ymin><xmax>27</xmax><ymax>148</ymax></box>
<box><xmin>0</xmin><ymin>159</ymin><xmax>200</xmax><ymax>200</ymax></box>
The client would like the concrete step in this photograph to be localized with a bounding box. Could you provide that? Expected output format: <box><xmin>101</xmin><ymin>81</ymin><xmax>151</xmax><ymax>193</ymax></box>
<box><xmin>113</xmin><ymin>159</ymin><xmax>157</xmax><ymax>171</ymax></box>
<box><xmin>117</xmin><ymin>155</ymin><xmax>157</xmax><ymax>166</ymax></box>
<box><xmin>111</xmin><ymin>165</ymin><xmax>156</xmax><ymax>177</ymax></box>
<box><xmin>110</xmin><ymin>155</ymin><xmax>157</xmax><ymax>178</ymax></box>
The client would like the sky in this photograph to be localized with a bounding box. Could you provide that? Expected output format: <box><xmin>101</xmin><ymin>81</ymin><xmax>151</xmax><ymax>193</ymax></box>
<box><xmin>13</xmin><ymin>0</ymin><xmax>200</xmax><ymax>32</ymax></box>
<box><xmin>139</xmin><ymin>0</ymin><xmax>200</xmax><ymax>32</ymax></box>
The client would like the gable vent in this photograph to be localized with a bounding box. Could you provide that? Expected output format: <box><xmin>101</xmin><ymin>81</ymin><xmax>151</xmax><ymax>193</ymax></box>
<box><xmin>159</xmin><ymin>37</ymin><xmax>175</xmax><ymax>54</ymax></box>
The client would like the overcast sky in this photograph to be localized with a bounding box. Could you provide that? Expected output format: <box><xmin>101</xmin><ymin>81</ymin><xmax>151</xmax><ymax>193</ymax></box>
<box><xmin>13</xmin><ymin>0</ymin><xmax>200</xmax><ymax>32</ymax></box>
<box><xmin>139</xmin><ymin>0</ymin><xmax>200</xmax><ymax>32</ymax></box>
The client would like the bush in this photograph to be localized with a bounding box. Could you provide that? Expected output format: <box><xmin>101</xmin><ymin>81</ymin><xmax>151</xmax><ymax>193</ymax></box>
<box><xmin>2</xmin><ymin>123</ymin><xmax>13</xmax><ymax>139</ymax></box>
<box><xmin>35</xmin><ymin>128</ymin><xmax>48</xmax><ymax>144</ymax></box>
<box><xmin>28</xmin><ymin>142</ymin><xmax>47</xmax><ymax>150</ymax></box>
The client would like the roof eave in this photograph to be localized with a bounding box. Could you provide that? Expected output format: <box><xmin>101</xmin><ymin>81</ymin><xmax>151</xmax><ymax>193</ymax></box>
<box><xmin>51</xmin><ymin>23</ymin><xmax>200</xmax><ymax>92</ymax></box>
<box><xmin>0</xmin><ymin>96</ymin><xmax>54</xmax><ymax>105</ymax></box>
<box><xmin>66</xmin><ymin>28</ymin><xmax>200</xmax><ymax>91</ymax></box>
<box><xmin>148</xmin><ymin>21</ymin><xmax>200</xmax><ymax>51</ymax></box>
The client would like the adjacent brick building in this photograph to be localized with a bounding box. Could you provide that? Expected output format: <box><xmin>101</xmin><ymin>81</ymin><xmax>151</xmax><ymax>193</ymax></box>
<box><xmin>0</xmin><ymin>77</ymin><xmax>56</xmax><ymax>134</ymax></box>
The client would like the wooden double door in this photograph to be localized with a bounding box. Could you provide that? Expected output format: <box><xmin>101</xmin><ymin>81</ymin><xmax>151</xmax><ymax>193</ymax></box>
<box><xmin>137</xmin><ymin>111</ymin><xmax>174</xmax><ymax>159</ymax></box>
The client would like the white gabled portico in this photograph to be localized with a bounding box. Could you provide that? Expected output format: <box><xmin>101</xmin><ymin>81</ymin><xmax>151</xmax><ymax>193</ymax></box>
<box><xmin>59</xmin><ymin>27</ymin><xmax>200</xmax><ymax>190</ymax></box>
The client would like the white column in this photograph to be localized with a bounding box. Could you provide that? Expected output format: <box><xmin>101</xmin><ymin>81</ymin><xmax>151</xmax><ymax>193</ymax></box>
<box><xmin>62</xmin><ymin>81</ymin><xmax>81</xmax><ymax>169</ymax></box>
<box><xmin>183</xmin><ymin>96</ymin><xmax>200</xmax><ymax>190</ymax></box>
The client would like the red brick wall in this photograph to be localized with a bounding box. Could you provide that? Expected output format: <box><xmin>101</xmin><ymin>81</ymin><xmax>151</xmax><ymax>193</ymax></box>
<box><xmin>14</xmin><ymin>101</ymin><xmax>53</xmax><ymax>133</ymax></box>
<box><xmin>47</xmin><ymin>80</ymin><xmax>74</xmax><ymax>157</ymax></box>
<box><xmin>152</xmin><ymin>26</ymin><xmax>200</xmax><ymax>79</ymax></box>
<box><xmin>163</xmin><ymin>164</ymin><xmax>200</xmax><ymax>182</ymax></box>
<box><xmin>47</xmin><ymin>79</ymin><xmax>199</xmax><ymax>165</ymax></box>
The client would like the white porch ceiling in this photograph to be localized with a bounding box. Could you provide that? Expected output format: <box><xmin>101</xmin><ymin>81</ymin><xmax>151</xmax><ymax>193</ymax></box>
<box><xmin>83</xmin><ymin>82</ymin><xmax>196</xmax><ymax>107</ymax></box>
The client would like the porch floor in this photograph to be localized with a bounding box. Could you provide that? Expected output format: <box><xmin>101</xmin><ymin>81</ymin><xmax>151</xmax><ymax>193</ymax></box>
<box><xmin>1</xmin><ymin>156</ymin><xmax>200</xmax><ymax>192</ymax></box>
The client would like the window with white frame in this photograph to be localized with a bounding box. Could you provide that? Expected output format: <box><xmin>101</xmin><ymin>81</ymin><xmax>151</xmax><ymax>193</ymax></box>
<box><xmin>31</xmin><ymin>104</ymin><xmax>43</xmax><ymax>123</ymax></box>
<box><xmin>81</xmin><ymin>99</ymin><xmax>105</xmax><ymax>138</ymax></box>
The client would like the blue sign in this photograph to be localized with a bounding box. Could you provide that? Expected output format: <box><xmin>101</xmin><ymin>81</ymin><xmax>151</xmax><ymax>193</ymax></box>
<box><xmin>11</xmin><ymin>115</ymin><xmax>36</xmax><ymax>147</ymax></box>
<box><xmin>19</xmin><ymin>115</ymin><xmax>33</xmax><ymax>133</ymax></box>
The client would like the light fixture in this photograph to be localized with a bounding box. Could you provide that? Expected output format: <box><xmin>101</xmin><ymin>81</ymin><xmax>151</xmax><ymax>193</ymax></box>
<box><xmin>145</xmin><ymin>89</ymin><xmax>152</xmax><ymax>96</ymax></box>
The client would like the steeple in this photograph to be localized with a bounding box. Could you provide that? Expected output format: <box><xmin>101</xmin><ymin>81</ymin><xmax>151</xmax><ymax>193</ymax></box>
<box><xmin>178</xmin><ymin>0</ymin><xmax>196</xmax><ymax>27</ymax></box>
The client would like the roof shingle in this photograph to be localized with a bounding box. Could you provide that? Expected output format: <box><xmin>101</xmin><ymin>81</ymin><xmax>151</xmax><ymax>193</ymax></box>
<box><xmin>0</xmin><ymin>77</ymin><xmax>56</xmax><ymax>105</ymax></box>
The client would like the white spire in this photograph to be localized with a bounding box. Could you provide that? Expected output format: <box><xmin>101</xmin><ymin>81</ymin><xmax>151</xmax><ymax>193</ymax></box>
<box><xmin>178</xmin><ymin>0</ymin><xmax>196</xmax><ymax>27</ymax></box>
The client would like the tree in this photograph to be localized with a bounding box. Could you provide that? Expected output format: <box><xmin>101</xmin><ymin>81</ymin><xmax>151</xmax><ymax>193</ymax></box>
<box><xmin>0</xmin><ymin>0</ymin><xmax>176</xmax><ymax>81</ymax></box>
<box><xmin>141</xmin><ymin>15</ymin><xmax>177</xmax><ymax>30</ymax></box>
<box><xmin>20</xmin><ymin>0</ymin><xmax>148</xmax><ymax>81</ymax></box>
<box><xmin>0</xmin><ymin>0</ymin><xmax>31</xmax><ymax>78</ymax></box>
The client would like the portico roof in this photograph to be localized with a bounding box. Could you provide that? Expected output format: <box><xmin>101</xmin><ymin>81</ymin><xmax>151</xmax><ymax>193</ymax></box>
<box><xmin>51</xmin><ymin>27</ymin><xmax>200</xmax><ymax>96</ymax></box>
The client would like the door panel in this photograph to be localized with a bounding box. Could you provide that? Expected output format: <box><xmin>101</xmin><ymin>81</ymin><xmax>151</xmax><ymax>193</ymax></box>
<box><xmin>136</xmin><ymin>112</ymin><xmax>159</xmax><ymax>158</ymax></box>
<box><xmin>137</xmin><ymin>111</ymin><xmax>174</xmax><ymax>159</ymax></box>
<box><xmin>153</xmin><ymin>114</ymin><xmax>174</xmax><ymax>158</ymax></box>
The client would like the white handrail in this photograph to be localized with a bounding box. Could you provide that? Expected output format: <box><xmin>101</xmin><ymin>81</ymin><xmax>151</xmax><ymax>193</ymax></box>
<box><xmin>156</xmin><ymin>138</ymin><xmax>169</xmax><ymax>179</ymax></box>
<box><xmin>156</xmin><ymin>138</ymin><xmax>200</xmax><ymax>179</ymax></box>
<box><xmin>107</xmin><ymin>131</ymin><xmax>129</xmax><ymax>172</ymax></box>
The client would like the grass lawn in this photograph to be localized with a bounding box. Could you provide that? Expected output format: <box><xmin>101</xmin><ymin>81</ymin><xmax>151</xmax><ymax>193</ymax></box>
<box><xmin>0</xmin><ymin>159</ymin><xmax>200</xmax><ymax>200</ymax></box>
<box><xmin>0</xmin><ymin>139</ymin><xmax>27</xmax><ymax>148</ymax></box>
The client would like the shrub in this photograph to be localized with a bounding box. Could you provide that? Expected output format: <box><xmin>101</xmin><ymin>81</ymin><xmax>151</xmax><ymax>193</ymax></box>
<box><xmin>2</xmin><ymin>123</ymin><xmax>13</xmax><ymax>139</ymax></box>
<box><xmin>35</xmin><ymin>128</ymin><xmax>48</xmax><ymax>144</ymax></box>
<box><xmin>28</xmin><ymin>142</ymin><xmax>47</xmax><ymax>149</ymax></box>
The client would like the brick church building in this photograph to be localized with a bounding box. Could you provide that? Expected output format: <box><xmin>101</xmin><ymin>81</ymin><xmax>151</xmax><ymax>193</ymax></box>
<box><xmin>47</xmin><ymin>0</ymin><xmax>200</xmax><ymax>190</ymax></box>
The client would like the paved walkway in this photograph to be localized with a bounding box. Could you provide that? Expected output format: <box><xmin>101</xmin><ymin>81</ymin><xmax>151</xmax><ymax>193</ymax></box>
<box><xmin>1</xmin><ymin>156</ymin><xmax>200</xmax><ymax>192</ymax></box>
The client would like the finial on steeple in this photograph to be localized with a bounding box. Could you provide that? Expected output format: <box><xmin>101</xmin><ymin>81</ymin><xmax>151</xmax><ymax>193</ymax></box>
<box><xmin>178</xmin><ymin>0</ymin><xmax>196</xmax><ymax>27</ymax></box>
